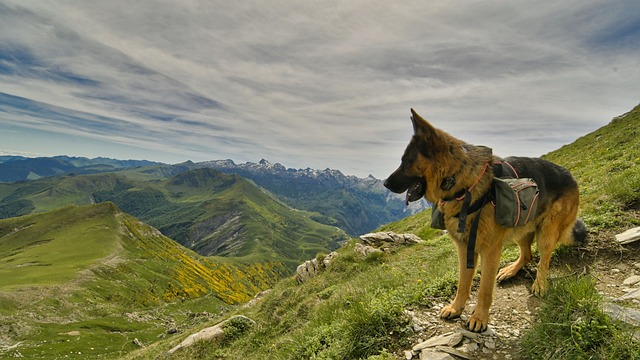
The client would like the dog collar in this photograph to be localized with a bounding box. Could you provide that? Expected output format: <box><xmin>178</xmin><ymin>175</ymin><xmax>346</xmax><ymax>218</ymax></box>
<box><xmin>439</xmin><ymin>161</ymin><xmax>490</xmax><ymax>203</ymax></box>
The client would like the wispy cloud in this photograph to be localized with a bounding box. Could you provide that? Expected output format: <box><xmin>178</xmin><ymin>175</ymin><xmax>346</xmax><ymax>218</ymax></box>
<box><xmin>0</xmin><ymin>0</ymin><xmax>639</xmax><ymax>177</ymax></box>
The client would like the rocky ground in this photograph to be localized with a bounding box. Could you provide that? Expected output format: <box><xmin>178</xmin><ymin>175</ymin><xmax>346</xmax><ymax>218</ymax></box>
<box><xmin>402</xmin><ymin>226</ymin><xmax>640</xmax><ymax>360</ymax></box>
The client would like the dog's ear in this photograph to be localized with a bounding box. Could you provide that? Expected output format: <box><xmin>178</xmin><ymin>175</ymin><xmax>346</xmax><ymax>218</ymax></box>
<box><xmin>410</xmin><ymin>108</ymin><xmax>447</xmax><ymax>158</ymax></box>
<box><xmin>410</xmin><ymin>109</ymin><xmax>438</xmax><ymax>138</ymax></box>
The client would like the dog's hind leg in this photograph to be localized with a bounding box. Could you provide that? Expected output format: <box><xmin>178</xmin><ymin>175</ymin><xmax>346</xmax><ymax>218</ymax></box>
<box><xmin>496</xmin><ymin>232</ymin><xmax>534</xmax><ymax>282</ymax></box>
<box><xmin>532</xmin><ymin>191</ymin><xmax>579</xmax><ymax>296</ymax></box>
<box><xmin>440</xmin><ymin>241</ymin><xmax>477</xmax><ymax>320</ymax></box>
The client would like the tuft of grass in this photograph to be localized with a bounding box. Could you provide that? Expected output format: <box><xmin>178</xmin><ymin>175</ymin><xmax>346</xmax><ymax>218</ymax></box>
<box><xmin>519</xmin><ymin>275</ymin><xmax>640</xmax><ymax>360</ymax></box>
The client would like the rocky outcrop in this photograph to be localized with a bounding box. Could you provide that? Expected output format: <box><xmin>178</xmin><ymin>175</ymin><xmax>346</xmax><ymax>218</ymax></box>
<box><xmin>296</xmin><ymin>252</ymin><xmax>338</xmax><ymax>283</ymax></box>
<box><xmin>358</xmin><ymin>231</ymin><xmax>424</xmax><ymax>253</ymax></box>
<box><xmin>243</xmin><ymin>289</ymin><xmax>272</xmax><ymax>308</ymax></box>
<box><xmin>167</xmin><ymin>315</ymin><xmax>255</xmax><ymax>355</ymax></box>
<box><xmin>296</xmin><ymin>232</ymin><xmax>424</xmax><ymax>283</ymax></box>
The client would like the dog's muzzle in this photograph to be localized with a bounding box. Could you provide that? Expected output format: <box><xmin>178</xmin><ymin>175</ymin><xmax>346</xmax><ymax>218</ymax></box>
<box><xmin>404</xmin><ymin>177</ymin><xmax>426</xmax><ymax>205</ymax></box>
<box><xmin>384</xmin><ymin>171</ymin><xmax>426</xmax><ymax>205</ymax></box>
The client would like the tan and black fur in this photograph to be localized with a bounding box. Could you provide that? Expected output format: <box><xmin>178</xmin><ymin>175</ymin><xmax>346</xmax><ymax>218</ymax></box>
<box><xmin>384</xmin><ymin>109</ymin><xmax>586</xmax><ymax>332</ymax></box>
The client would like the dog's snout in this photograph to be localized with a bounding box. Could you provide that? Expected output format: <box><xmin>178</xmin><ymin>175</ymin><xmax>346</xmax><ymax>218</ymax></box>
<box><xmin>384</xmin><ymin>169</ymin><xmax>410</xmax><ymax>193</ymax></box>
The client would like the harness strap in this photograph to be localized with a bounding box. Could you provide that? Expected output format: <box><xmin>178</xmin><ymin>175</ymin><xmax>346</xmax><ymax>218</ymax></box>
<box><xmin>464</xmin><ymin>160</ymin><xmax>516</xmax><ymax>269</ymax></box>
<box><xmin>465</xmin><ymin>190</ymin><xmax>491</xmax><ymax>269</ymax></box>
<box><xmin>494</xmin><ymin>161</ymin><xmax>518</xmax><ymax>178</ymax></box>
<box><xmin>456</xmin><ymin>190</ymin><xmax>472</xmax><ymax>233</ymax></box>
<box><xmin>444</xmin><ymin>160</ymin><xmax>517</xmax><ymax>269</ymax></box>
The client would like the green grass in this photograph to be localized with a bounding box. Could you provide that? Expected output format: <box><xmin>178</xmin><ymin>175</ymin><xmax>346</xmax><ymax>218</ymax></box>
<box><xmin>0</xmin><ymin>203</ymin><xmax>119</xmax><ymax>289</ymax></box>
<box><xmin>519</xmin><ymin>275</ymin><xmax>640</xmax><ymax>359</ymax></box>
<box><xmin>512</xmin><ymin>107</ymin><xmax>640</xmax><ymax>358</ymax></box>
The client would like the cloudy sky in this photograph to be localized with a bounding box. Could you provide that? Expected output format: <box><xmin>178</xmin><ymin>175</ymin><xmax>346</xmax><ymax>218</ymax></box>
<box><xmin>1</xmin><ymin>1</ymin><xmax>638</xmax><ymax>178</ymax></box>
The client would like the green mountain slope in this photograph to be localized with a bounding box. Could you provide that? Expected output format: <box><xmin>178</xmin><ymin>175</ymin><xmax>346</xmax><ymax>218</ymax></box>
<box><xmin>0</xmin><ymin>168</ymin><xmax>348</xmax><ymax>269</ymax></box>
<box><xmin>0</xmin><ymin>203</ymin><xmax>119</xmax><ymax>289</ymax></box>
<box><xmin>0</xmin><ymin>202</ymin><xmax>285</xmax><ymax>358</ymax></box>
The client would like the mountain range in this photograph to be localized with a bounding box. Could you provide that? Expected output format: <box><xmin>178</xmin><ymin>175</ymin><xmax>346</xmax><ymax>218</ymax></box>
<box><xmin>0</xmin><ymin>155</ymin><xmax>426</xmax><ymax>237</ymax></box>
<box><xmin>0</xmin><ymin>155</ymin><xmax>158</xmax><ymax>182</ymax></box>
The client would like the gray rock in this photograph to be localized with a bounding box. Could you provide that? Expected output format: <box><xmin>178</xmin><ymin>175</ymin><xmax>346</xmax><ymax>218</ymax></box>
<box><xmin>420</xmin><ymin>349</ymin><xmax>456</xmax><ymax>360</ymax></box>
<box><xmin>413</xmin><ymin>332</ymin><xmax>462</xmax><ymax>351</ymax></box>
<box><xmin>167</xmin><ymin>315</ymin><xmax>255</xmax><ymax>355</ymax></box>
<box><xmin>616</xmin><ymin>287</ymin><xmax>640</xmax><ymax>302</ymax></box>
<box><xmin>354</xmin><ymin>243</ymin><xmax>383</xmax><ymax>256</ymax></box>
<box><xmin>359</xmin><ymin>231</ymin><xmax>424</xmax><ymax>247</ymax></box>
<box><xmin>434</xmin><ymin>345</ymin><xmax>472</xmax><ymax>359</ymax></box>
<box><xmin>322</xmin><ymin>251</ymin><xmax>338</xmax><ymax>268</ymax></box>
<box><xmin>296</xmin><ymin>259</ymin><xmax>320</xmax><ymax>283</ymax></box>
<box><xmin>243</xmin><ymin>289</ymin><xmax>272</xmax><ymax>308</ymax></box>
<box><xmin>615</xmin><ymin>226</ymin><xmax>640</xmax><ymax>244</ymax></box>
<box><xmin>295</xmin><ymin>252</ymin><xmax>338</xmax><ymax>283</ymax></box>
<box><xmin>623</xmin><ymin>275</ymin><xmax>640</xmax><ymax>286</ymax></box>
<box><xmin>461</xmin><ymin>341</ymin><xmax>478</xmax><ymax>353</ymax></box>
<box><xmin>605</xmin><ymin>303</ymin><xmax>640</xmax><ymax>327</ymax></box>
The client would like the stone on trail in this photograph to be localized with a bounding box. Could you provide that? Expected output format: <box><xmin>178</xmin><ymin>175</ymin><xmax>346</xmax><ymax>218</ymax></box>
<box><xmin>615</xmin><ymin>226</ymin><xmax>640</xmax><ymax>244</ymax></box>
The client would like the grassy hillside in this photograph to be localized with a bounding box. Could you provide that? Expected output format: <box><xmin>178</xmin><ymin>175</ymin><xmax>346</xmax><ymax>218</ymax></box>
<box><xmin>0</xmin><ymin>203</ymin><xmax>118</xmax><ymax>289</ymax></box>
<box><xmin>543</xmin><ymin>103</ymin><xmax>640</xmax><ymax>230</ymax></box>
<box><xmin>0</xmin><ymin>168</ymin><xmax>348</xmax><ymax>270</ymax></box>
<box><xmin>126</xmin><ymin>233</ymin><xmax>461</xmax><ymax>359</ymax></box>
<box><xmin>0</xmin><ymin>203</ymin><xmax>286</xmax><ymax>359</ymax></box>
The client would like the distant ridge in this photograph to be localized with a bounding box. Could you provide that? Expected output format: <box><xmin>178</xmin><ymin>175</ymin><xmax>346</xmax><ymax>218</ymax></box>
<box><xmin>0</xmin><ymin>155</ymin><xmax>158</xmax><ymax>182</ymax></box>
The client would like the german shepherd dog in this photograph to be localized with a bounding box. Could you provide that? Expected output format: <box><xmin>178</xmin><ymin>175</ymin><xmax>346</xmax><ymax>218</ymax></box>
<box><xmin>385</xmin><ymin>109</ymin><xmax>586</xmax><ymax>332</ymax></box>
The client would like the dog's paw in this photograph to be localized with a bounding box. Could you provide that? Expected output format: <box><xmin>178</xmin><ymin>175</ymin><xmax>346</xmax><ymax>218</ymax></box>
<box><xmin>439</xmin><ymin>304</ymin><xmax>463</xmax><ymax>319</ymax></box>
<box><xmin>465</xmin><ymin>313</ymin><xmax>489</xmax><ymax>333</ymax></box>
<box><xmin>496</xmin><ymin>263</ymin><xmax>520</xmax><ymax>282</ymax></box>
<box><xmin>532</xmin><ymin>278</ymin><xmax>547</xmax><ymax>297</ymax></box>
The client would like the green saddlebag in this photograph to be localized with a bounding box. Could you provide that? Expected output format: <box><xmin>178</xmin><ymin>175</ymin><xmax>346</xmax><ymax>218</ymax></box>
<box><xmin>493</xmin><ymin>177</ymin><xmax>539</xmax><ymax>227</ymax></box>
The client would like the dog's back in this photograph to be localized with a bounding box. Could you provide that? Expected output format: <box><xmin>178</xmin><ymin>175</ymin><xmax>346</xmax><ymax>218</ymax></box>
<box><xmin>501</xmin><ymin>156</ymin><xmax>586</xmax><ymax>244</ymax></box>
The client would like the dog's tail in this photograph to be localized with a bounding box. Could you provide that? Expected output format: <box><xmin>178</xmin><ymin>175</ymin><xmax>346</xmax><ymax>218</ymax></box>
<box><xmin>572</xmin><ymin>219</ymin><xmax>588</xmax><ymax>245</ymax></box>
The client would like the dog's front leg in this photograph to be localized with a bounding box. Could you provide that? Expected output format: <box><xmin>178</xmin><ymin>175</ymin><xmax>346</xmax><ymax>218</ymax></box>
<box><xmin>466</xmin><ymin>243</ymin><xmax>502</xmax><ymax>332</ymax></box>
<box><xmin>440</xmin><ymin>240</ymin><xmax>476</xmax><ymax>320</ymax></box>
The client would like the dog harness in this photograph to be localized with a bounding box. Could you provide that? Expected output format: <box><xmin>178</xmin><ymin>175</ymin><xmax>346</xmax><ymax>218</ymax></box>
<box><xmin>442</xmin><ymin>161</ymin><xmax>517</xmax><ymax>269</ymax></box>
